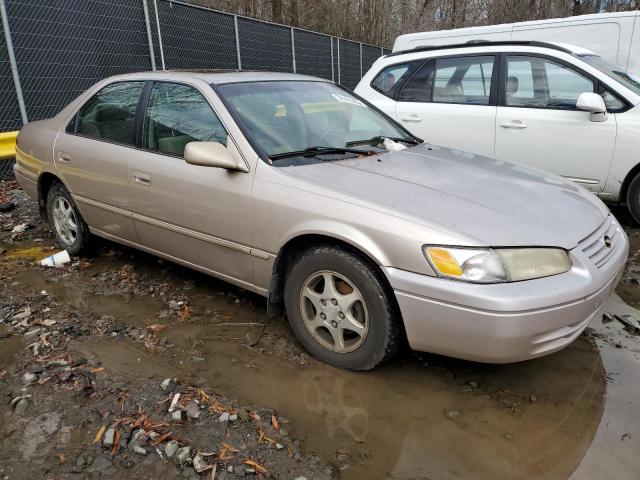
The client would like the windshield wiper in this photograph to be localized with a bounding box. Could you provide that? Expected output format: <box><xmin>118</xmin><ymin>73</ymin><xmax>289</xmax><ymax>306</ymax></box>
<box><xmin>270</xmin><ymin>146</ymin><xmax>371</xmax><ymax>161</ymax></box>
<box><xmin>345</xmin><ymin>135</ymin><xmax>420</xmax><ymax>147</ymax></box>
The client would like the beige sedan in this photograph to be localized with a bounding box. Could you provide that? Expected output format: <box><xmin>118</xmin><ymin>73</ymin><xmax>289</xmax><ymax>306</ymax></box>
<box><xmin>14</xmin><ymin>71</ymin><xmax>627</xmax><ymax>370</ymax></box>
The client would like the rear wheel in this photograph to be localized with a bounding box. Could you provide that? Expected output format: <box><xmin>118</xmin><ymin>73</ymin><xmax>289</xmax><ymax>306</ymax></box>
<box><xmin>284</xmin><ymin>245</ymin><xmax>401</xmax><ymax>370</ymax></box>
<box><xmin>46</xmin><ymin>181</ymin><xmax>91</xmax><ymax>255</ymax></box>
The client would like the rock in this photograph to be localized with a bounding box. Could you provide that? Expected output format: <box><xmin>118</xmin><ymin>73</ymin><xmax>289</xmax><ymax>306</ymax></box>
<box><xmin>228</xmin><ymin>413</ymin><xmax>238</xmax><ymax>422</ymax></box>
<box><xmin>133</xmin><ymin>446</ymin><xmax>147</xmax><ymax>455</ymax></box>
<box><xmin>192</xmin><ymin>453</ymin><xmax>209</xmax><ymax>472</ymax></box>
<box><xmin>103</xmin><ymin>428</ymin><xmax>115</xmax><ymax>448</ymax></box>
<box><xmin>185</xmin><ymin>400</ymin><xmax>200</xmax><ymax>419</ymax></box>
<box><xmin>23</xmin><ymin>328</ymin><xmax>41</xmax><ymax>344</ymax></box>
<box><xmin>12</xmin><ymin>307</ymin><xmax>31</xmax><ymax>321</ymax></box>
<box><xmin>238</xmin><ymin>409</ymin><xmax>249</xmax><ymax>422</ymax></box>
<box><xmin>218</xmin><ymin>412</ymin><xmax>230</xmax><ymax>423</ymax></box>
<box><xmin>22</xmin><ymin>372</ymin><xmax>37</xmax><ymax>385</ymax></box>
<box><xmin>444</xmin><ymin>410</ymin><xmax>461</xmax><ymax>419</ymax></box>
<box><xmin>13</xmin><ymin>398</ymin><xmax>29</xmax><ymax>415</ymax></box>
<box><xmin>41</xmin><ymin>319</ymin><xmax>57</xmax><ymax>327</ymax></box>
<box><xmin>0</xmin><ymin>201</ymin><xmax>15</xmax><ymax>212</ymax></box>
<box><xmin>165</xmin><ymin>440</ymin><xmax>179</xmax><ymax>458</ymax></box>
<box><xmin>160</xmin><ymin>377</ymin><xmax>177</xmax><ymax>392</ymax></box>
<box><xmin>171</xmin><ymin>410</ymin><xmax>183</xmax><ymax>422</ymax></box>
<box><xmin>11</xmin><ymin>223</ymin><xmax>29</xmax><ymax>233</ymax></box>
<box><xmin>106</xmin><ymin>322</ymin><xmax>125</xmax><ymax>334</ymax></box>
<box><xmin>182</xmin><ymin>467</ymin><xmax>199</xmax><ymax>480</ymax></box>
<box><xmin>128</xmin><ymin>429</ymin><xmax>146</xmax><ymax>450</ymax></box>
<box><xmin>174</xmin><ymin>446</ymin><xmax>192</xmax><ymax>465</ymax></box>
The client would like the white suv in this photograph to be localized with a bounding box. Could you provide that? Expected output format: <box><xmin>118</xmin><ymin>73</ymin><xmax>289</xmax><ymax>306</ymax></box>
<box><xmin>355</xmin><ymin>41</ymin><xmax>640</xmax><ymax>220</ymax></box>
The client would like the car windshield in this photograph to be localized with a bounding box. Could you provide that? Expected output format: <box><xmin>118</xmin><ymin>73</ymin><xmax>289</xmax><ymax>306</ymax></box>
<box><xmin>215</xmin><ymin>80</ymin><xmax>416</xmax><ymax>159</ymax></box>
<box><xmin>580</xmin><ymin>54</ymin><xmax>640</xmax><ymax>96</ymax></box>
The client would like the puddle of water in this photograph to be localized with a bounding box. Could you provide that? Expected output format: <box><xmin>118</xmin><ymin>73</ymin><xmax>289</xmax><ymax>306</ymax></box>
<box><xmin>73</xmin><ymin>308</ymin><xmax>605</xmax><ymax>480</ymax></box>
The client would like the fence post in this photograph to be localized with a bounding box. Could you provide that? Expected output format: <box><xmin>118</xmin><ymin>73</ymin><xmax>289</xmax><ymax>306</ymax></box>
<box><xmin>337</xmin><ymin>38</ymin><xmax>341</xmax><ymax>85</ymax></box>
<box><xmin>0</xmin><ymin>0</ymin><xmax>27</xmax><ymax>126</ymax></box>
<box><xmin>152</xmin><ymin>0</ymin><xmax>166</xmax><ymax>70</ymax></box>
<box><xmin>234</xmin><ymin>15</ymin><xmax>242</xmax><ymax>70</ymax></box>
<box><xmin>380</xmin><ymin>46</ymin><xmax>383</xmax><ymax>56</ymax></box>
<box><xmin>290</xmin><ymin>27</ymin><xmax>296</xmax><ymax>73</ymax></box>
<box><xmin>359</xmin><ymin>43</ymin><xmax>363</xmax><ymax>78</ymax></box>
<box><xmin>142</xmin><ymin>0</ymin><xmax>156</xmax><ymax>71</ymax></box>
<box><xmin>330</xmin><ymin>37</ymin><xmax>334</xmax><ymax>82</ymax></box>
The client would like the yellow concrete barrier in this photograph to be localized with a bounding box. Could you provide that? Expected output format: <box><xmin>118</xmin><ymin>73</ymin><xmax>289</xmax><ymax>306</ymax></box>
<box><xmin>0</xmin><ymin>131</ymin><xmax>18</xmax><ymax>159</ymax></box>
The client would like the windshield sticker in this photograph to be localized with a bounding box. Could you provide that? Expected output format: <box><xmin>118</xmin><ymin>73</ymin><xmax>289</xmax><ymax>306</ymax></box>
<box><xmin>331</xmin><ymin>93</ymin><xmax>366</xmax><ymax>107</ymax></box>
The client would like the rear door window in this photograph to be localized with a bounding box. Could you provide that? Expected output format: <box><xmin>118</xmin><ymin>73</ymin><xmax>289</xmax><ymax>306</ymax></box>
<box><xmin>399</xmin><ymin>55</ymin><xmax>495</xmax><ymax>105</ymax></box>
<box><xmin>143</xmin><ymin>82</ymin><xmax>228</xmax><ymax>158</ymax></box>
<box><xmin>74</xmin><ymin>81</ymin><xmax>144</xmax><ymax>145</ymax></box>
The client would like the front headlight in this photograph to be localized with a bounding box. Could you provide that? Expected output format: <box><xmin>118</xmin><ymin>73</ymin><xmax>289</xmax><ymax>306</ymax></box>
<box><xmin>423</xmin><ymin>246</ymin><xmax>571</xmax><ymax>283</ymax></box>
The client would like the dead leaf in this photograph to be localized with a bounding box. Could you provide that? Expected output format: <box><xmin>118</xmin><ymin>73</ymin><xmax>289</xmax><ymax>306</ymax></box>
<box><xmin>271</xmin><ymin>414</ymin><xmax>280</xmax><ymax>433</ymax></box>
<box><xmin>58</xmin><ymin>453</ymin><xmax>66</xmax><ymax>464</ymax></box>
<box><xmin>91</xmin><ymin>367</ymin><xmax>105</xmax><ymax>374</ymax></box>
<box><xmin>258</xmin><ymin>428</ymin><xmax>277</xmax><ymax>446</ymax></box>
<box><xmin>147</xmin><ymin>324</ymin><xmax>166</xmax><ymax>333</ymax></box>
<box><xmin>111</xmin><ymin>430</ymin><xmax>121</xmax><ymax>454</ymax></box>
<box><xmin>93</xmin><ymin>425</ymin><xmax>106</xmax><ymax>444</ymax></box>
<box><xmin>243</xmin><ymin>459</ymin><xmax>267</xmax><ymax>474</ymax></box>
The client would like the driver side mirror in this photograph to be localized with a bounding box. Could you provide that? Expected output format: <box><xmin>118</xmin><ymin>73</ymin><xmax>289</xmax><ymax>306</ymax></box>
<box><xmin>576</xmin><ymin>92</ymin><xmax>608</xmax><ymax>122</ymax></box>
<box><xmin>184</xmin><ymin>141</ymin><xmax>248</xmax><ymax>172</ymax></box>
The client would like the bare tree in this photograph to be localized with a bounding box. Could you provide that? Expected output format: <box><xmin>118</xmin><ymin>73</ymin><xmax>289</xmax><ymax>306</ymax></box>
<box><xmin>187</xmin><ymin>0</ymin><xmax>638</xmax><ymax>47</ymax></box>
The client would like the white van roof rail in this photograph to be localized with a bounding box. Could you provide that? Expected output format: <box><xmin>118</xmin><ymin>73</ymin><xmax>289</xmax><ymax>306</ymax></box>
<box><xmin>387</xmin><ymin>40</ymin><xmax>575</xmax><ymax>58</ymax></box>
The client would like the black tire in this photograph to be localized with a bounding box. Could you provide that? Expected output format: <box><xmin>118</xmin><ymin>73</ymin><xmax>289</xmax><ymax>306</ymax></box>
<box><xmin>46</xmin><ymin>181</ymin><xmax>91</xmax><ymax>255</ymax></box>
<box><xmin>627</xmin><ymin>173</ymin><xmax>640</xmax><ymax>224</ymax></box>
<box><xmin>284</xmin><ymin>245</ymin><xmax>401</xmax><ymax>371</ymax></box>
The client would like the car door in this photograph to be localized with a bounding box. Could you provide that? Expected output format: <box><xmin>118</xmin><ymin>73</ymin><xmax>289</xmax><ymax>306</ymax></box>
<box><xmin>494</xmin><ymin>54</ymin><xmax>616</xmax><ymax>193</ymax></box>
<box><xmin>395</xmin><ymin>54</ymin><xmax>498</xmax><ymax>157</ymax></box>
<box><xmin>129</xmin><ymin>81</ymin><xmax>254</xmax><ymax>287</ymax></box>
<box><xmin>54</xmin><ymin>81</ymin><xmax>145</xmax><ymax>241</ymax></box>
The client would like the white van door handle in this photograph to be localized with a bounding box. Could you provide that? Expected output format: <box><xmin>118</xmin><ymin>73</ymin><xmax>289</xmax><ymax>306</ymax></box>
<box><xmin>400</xmin><ymin>114</ymin><xmax>422</xmax><ymax>123</ymax></box>
<box><xmin>500</xmin><ymin>121</ymin><xmax>527</xmax><ymax>129</ymax></box>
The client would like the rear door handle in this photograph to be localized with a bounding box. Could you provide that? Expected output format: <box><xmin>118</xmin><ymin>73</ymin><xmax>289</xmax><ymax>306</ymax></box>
<box><xmin>133</xmin><ymin>172</ymin><xmax>151</xmax><ymax>186</ymax></box>
<box><xmin>500</xmin><ymin>121</ymin><xmax>527</xmax><ymax>129</ymax></box>
<box><xmin>400</xmin><ymin>114</ymin><xmax>422</xmax><ymax>123</ymax></box>
<box><xmin>57</xmin><ymin>152</ymin><xmax>71</xmax><ymax>164</ymax></box>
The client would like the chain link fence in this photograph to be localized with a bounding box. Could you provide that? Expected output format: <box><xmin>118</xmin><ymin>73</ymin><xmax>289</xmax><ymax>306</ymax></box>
<box><xmin>0</xmin><ymin>0</ymin><xmax>390</xmax><ymax>178</ymax></box>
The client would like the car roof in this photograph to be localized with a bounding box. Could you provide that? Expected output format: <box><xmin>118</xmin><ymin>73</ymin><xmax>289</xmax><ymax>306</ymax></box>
<box><xmin>105</xmin><ymin>70</ymin><xmax>330</xmax><ymax>85</ymax></box>
<box><xmin>386</xmin><ymin>40</ymin><xmax>598</xmax><ymax>59</ymax></box>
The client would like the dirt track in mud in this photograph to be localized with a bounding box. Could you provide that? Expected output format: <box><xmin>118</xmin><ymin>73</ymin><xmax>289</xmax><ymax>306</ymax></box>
<box><xmin>1</xmin><ymin>179</ymin><xmax>640</xmax><ymax>480</ymax></box>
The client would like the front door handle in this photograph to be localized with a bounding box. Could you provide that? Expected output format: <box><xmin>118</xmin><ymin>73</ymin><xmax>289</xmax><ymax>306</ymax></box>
<box><xmin>57</xmin><ymin>152</ymin><xmax>71</xmax><ymax>164</ymax></box>
<box><xmin>400</xmin><ymin>114</ymin><xmax>422</xmax><ymax>123</ymax></box>
<box><xmin>133</xmin><ymin>172</ymin><xmax>151</xmax><ymax>186</ymax></box>
<box><xmin>500</xmin><ymin>121</ymin><xmax>527</xmax><ymax>129</ymax></box>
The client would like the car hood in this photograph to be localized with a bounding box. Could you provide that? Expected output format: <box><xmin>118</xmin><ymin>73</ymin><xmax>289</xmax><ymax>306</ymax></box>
<box><xmin>279</xmin><ymin>144</ymin><xmax>609</xmax><ymax>249</ymax></box>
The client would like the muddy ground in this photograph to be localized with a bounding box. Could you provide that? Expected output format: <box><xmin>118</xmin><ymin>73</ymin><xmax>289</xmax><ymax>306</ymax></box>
<box><xmin>1</xmin><ymin>178</ymin><xmax>639</xmax><ymax>480</ymax></box>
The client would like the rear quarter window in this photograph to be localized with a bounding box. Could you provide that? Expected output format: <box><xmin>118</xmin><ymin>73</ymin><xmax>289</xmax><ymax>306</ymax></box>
<box><xmin>371</xmin><ymin>62</ymin><xmax>421</xmax><ymax>98</ymax></box>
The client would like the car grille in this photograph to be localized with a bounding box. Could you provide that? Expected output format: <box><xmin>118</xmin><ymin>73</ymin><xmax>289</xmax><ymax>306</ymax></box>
<box><xmin>578</xmin><ymin>215</ymin><xmax>622</xmax><ymax>268</ymax></box>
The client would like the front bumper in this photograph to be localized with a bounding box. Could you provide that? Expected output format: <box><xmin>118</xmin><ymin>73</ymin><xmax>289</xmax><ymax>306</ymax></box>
<box><xmin>384</xmin><ymin>218</ymin><xmax>629</xmax><ymax>363</ymax></box>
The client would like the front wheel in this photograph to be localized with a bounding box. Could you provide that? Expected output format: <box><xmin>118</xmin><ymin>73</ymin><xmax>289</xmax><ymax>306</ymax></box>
<box><xmin>284</xmin><ymin>245</ymin><xmax>401</xmax><ymax>370</ymax></box>
<box><xmin>46</xmin><ymin>181</ymin><xmax>91</xmax><ymax>255</ymax></box>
